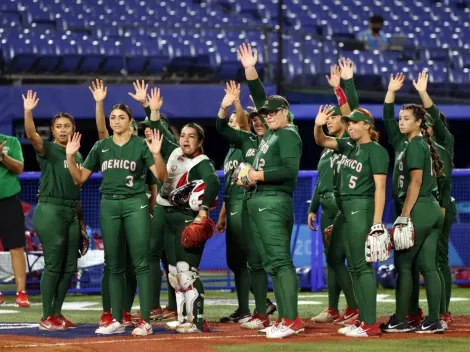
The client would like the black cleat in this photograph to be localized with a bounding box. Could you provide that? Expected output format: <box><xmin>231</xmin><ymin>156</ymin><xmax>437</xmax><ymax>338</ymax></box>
<box><xmin>219</xmin><ymin>309</ymin><xmax>251</xmax><ymax>323</ymax></box>
<box><xmin>413</xmin><ymin>319</ymin><xmax>444</xmax><ymax>334</ymax></box>
<box><xmin>380</xmin><ymin>314</ymin><xmax>413</xmax><ymax>333</ymax></box>
<box><xmin>266</xmin><ymin>299</ymin><xmax>277</xmax><ymax>316</ymax></box>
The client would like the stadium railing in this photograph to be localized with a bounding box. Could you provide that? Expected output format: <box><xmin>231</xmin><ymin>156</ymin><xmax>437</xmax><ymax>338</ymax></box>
<box><xmin>0</xmin><ymin>169</ymin><xmax>468</xmax><ymax>294</ymax></box>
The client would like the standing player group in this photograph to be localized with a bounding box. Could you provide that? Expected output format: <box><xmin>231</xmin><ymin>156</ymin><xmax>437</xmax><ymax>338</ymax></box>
<box><xmin>16</xmin><ymin>43</ymin><xmax>456</xmax><ymax>339</ymax></box>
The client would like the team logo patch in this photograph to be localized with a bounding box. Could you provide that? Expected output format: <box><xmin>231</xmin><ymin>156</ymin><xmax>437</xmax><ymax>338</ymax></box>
<box><xmin>177</xmin><ymin>156</ymin><xmax>185</xmax><ymax>162</ymax></box>
<box><xmin>171</xmin><ymin>165</ymin><xmax>177</xmax><ymax>171</ymax></box>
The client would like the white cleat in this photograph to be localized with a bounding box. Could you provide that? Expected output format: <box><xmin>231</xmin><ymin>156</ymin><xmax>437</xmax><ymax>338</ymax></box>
<box><xmin>258</xmin><ymin>321</ymin><xmax>278</xmax><ymax>335</ymax></box>
<box><xmin>176</xmin><ymin>322</ymin><xmax>200</xmax><ymax>333</ymax></box>
<box><xmin>95</xmin><ymin>319</ymin><xmax>125</xmax><ymax>335</ymax></box>
<box><xmin>338</xmin><ymin>321</ymin><xmax>360</xmax><ymax>335</ymax></box>
<box><xmin>265</xmin><ymin>317</ymin><xmax>304</xmax><ymax>339</ymax></box>
<box><xmin>311</xmin><ymin>307</ymin><xmax>340</xmax><ymax>323</ymax></box>
<box><xmin>132</xmin><ymin>319</ymin><xmax>153</xmax><ymax>336</ymax></box>
<box><xmin>164</xmin><ymin>319</ymin><xmax>183</xmax><ymax>330</ymax></box>
<box><xmin>240</xmin><ymin>314</ymin><xmax>270</xmax><ymax>330</ymax></box>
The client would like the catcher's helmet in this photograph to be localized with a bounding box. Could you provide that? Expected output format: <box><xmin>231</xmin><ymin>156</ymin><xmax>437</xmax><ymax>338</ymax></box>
<box><xmin>169</xmin><ymin>180</ymin><xmax>218</xmax><ymax>211</ymax></box>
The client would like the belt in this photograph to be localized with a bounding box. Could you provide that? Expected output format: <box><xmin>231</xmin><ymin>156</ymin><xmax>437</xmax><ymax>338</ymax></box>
<box><xmin>102</xmin><ymin>193</ymin><xmax>139</xmax><ymax>200</ymax></box>
<box><xmin>38</xmin><ymin>196</ymin><xmax>78</xmax><ymax>207</ymax></box>
<box><xmin>319</xmin><ymin>192</ymin><xmax>335</xmax><ymax>199</ymax></box>
<box><xmin>339</xmin><ymin>195</ymin><xmax>373</xmax><ymax>201</ymax></box>
<box><xmin>245</xmin><ymin>190</ymin><xmax>290</xmax><ymax>199</ymax></box>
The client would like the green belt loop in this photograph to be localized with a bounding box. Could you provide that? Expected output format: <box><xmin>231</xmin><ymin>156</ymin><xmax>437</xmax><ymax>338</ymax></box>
<box><xmin>102</xmin><ymin>194</ymin><xmax>139</xmax><ymax>200</ymax></box>
<box><xmin>38</xmin><ymin>196</ymin><xmax>78</xmax><ymax>207</ymax></box>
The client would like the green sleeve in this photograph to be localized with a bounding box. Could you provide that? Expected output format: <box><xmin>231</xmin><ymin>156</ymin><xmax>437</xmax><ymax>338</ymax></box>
<box><xmin>144</xmin><ymin>106</ymin><xmax>151</xmax><ymax>118</ymax></box>
<box><xmin>406</xmin><ymin>141</ymin><xmax>425</xmax><ymax>171</ymax></box>
<box><xmin>263</xmin><ymin>130</ymin><xmax>301</xmax><ymax>182</ymax></box>
<box><xmin>425</xmin><ymin>104</ymin><xmax>454</xmax><ymax>150</ymax></box>
<box><xmin>437</xmin><ymin>176</ymin><xmax>452</xmax><ymax>209</ymax></box>
<box><xmin>7</xmin><ymin>137</ymin><xmax>24</xmax><ymax>163</ymax></box>
<box><xmin>343</xmin><ymin>78</ymin><xmax>359</xmax><ymax>111</ymax></box>
<box><xmin>369</xmin><ymin>145</ymin><xmax>390</xmax><ymax>174</ymax></box>
<box><xmin>142</xmin><ymin>141</ymin><xmax>155</xmax><ymax>168</ymax></box>
<box><xmin>83</xmin><ymin>141</ymin><xmax>101</xmax><ymax>172</ymax></box>
<box><xmin>149</xmin><ymin>120</ymin><xmax>179</xmax><ymax>159</ymax></box>
<box><xmin>308</xmin><ymin>184</ymin><xmax>320</xmax><ymax>214</ymax></box>
<box><xmin>190</xmin><ymin>160</ymin><xmax>220</xmax><ymax>207</ymax></box>
<box><xmin>247</xmin><ymin>78</ymin><xmax>267</xmax><ymax>110</ymax></box>
<box><xmin>383</xmin><ymin>103</ymin><xmax>403</xmax><ymax>150</ymax></box>
<box><xmin>336</xmin><ymin>137</ymin><xmax>354</xmax><ymax>155</ymax></box>
<box><xmin>216</xmin><ymin>117</ymin><xmax>252</xmax><ymax>149</ymax></box>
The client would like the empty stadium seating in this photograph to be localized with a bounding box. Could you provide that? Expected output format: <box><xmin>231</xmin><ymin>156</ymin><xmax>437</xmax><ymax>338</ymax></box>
<box><xmin>0</xmin><ymin>0</ymin><xmax>469</xmax><ymax>95</ymax></box>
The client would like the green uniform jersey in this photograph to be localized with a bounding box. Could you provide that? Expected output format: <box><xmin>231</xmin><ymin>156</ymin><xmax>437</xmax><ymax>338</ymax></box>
<box><xmin>336</xmin><ymin>138</ymin><xmax>389</xmax><ymax>197</ymax></box>
<box><xmin>435</xmin><ymin>142</ymin><xmax>453</xmax><ymax>209</ymax></box>
<box><xmin>0</xmin><ymin>134</ymin><xmax>23</xmax><ymax>199</ymax></box>
<box><xmin>425</xmin><ymin>104</ymin><xmax>454</xmax><ymax>159</ymax></box>
<box><xmin>223</xmin><ymin>147</ymin><xmax>244</xmax><ymax>200</ymax></box>
<box><xmin>83</xmin><ymin>135</ymin><xmax>154</xmax><ymax>196</ymax></box>
<box><xmin>252</xmin><ymin>126</ymin><xmax>302</xmax><ymax>196</ymax></box>
<box><xmin>396</xmin><ymin>135</ymin><xmax>438</xmax><ymax>203</ymax></box>
<box><xmin>37</xmin><ymin>141</ymin><xmax>83</xmax><ymax>200</ymax></box>
<box><xmin>216</xmin><ymin>117</ymin><xmax>260</xmax><ymax>164</ymax></box>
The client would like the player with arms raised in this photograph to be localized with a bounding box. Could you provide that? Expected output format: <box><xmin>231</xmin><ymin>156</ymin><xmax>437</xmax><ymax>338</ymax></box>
<box><xmin>23</xmin><ymin>90</ymin><xmax>87</xmax><ymax>330</ymax></box>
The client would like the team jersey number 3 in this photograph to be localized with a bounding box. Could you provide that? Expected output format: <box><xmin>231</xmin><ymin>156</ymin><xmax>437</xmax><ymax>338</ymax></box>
<box><xmin>126</xmin><ymin>175</ymin><xmax>134</xmax><ymax>187</ymax></box>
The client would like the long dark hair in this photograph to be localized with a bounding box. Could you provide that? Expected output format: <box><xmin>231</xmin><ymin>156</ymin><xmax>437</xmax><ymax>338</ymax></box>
<box><xmin>401</xmin><ymin>104</ymin><xmax>444</xmax><ymax>177</ymax></box>
<box><xmin>110</xmin><ymin>104</ymin><xmax>133</xmax><ymax>119</ymax></box>
<box><xmin>51</xmin><ymin>112</ymin><xmax>76</xmax><ymax>129</ymax></box>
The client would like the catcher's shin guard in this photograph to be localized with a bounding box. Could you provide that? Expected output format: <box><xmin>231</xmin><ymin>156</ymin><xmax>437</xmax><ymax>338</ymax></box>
<box><xmin>168</xmin><ymin>265</ymin><xmax>185</xmax><ymax>323</ymax></box>
<box><xmin>176</xmin><ymin>261</ymin><xmax>200</xmax><ymax>323</ymax></box>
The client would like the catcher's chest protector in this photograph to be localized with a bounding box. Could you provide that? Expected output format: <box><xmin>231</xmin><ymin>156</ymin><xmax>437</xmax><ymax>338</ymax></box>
<box><xmin>157</xmin><ymin>148</ymin><xmax>209</xmax><ymax>207</ymax></box>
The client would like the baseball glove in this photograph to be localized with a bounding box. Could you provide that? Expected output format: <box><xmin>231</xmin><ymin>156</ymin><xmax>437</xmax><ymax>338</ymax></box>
<box><xmin>390</xmin><ymin>216</ymin><xmax>415</xmax><ymax>251</ymax></box>
<box><xmin>323</xmin><ymin>225</ymin><xmax>333</xmax><ymax>243</ymax></box>
<box><xmin>181</xmin><ymin>216</ymin><xmax>215</xmax><ymax>249</ymax></box>
<box><xmin>79</xmin><ymin>226</ymin><xmax>89</xmax><ymax>257</ymax></box>
<box><xmin>231</xmin><ymin>162</ymin><xmax>254</xmax><ymax>188</ymax></box>
<box><xmin>365</xmin><ymin>223</ymin><xmax>392</xmax><ymax>263</ymax></box>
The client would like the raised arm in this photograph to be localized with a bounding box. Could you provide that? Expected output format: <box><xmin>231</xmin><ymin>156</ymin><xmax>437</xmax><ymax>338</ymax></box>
<box><xmin>413</xmin><ymin>71</ymin><xmax>453</xmax><ymax>148</ymax></box>
<box><xmin>326</xmin><ymin>63</ymin><xmax>352</xmax><ymax>116</ymax></box>
<box><xmin>89</xmin><ymin>79</ymin><xmax>109</xmax><ymax>140</ymax></box>
<box><xmin>145</xmin><ymin>129</ymin><xmax>168</xmax><ymax>182</ymax></box>
<box><xmin>384</xmin><ymin>73</ymin><xmax>406</xmax><ymax>149</ymax></box>
<box><xmin>22</xmin><ymin>90</ymin><xmax>44</xmax><ymax>155</ymax></box>
<box><xmin>313</xmin><ymin>105</ymin><xmax>339</xmax><ymax>151</ymax></box>
<box><xmin>128</xmin><ymin>79</ymin><xmax>150</xmax><ymax>110</ymax></box>
<box><xmin>0</xmin><ymin>138</ymin><xmax>24</xmax><ymax>175</ymax></box>
<box><xmin>238</xmin><ymin>43</ymin><xmax>267</xmax><ymax>109</ymax></box>
<box><xmin>339</xmin><ymin>57</ymin><xmax>359</xmax><ymax>111</ymax></box>
<box><xmin>66</xmin><ymin>133</ymin><xmax>93</xmax><ymax>185</ymax></box>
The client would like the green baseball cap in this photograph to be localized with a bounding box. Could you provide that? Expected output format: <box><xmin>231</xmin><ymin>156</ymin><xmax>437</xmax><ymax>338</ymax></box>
<box><xmin>330</xmin><ymin>105</ymin><xmax>342</xmax><ymax>116</ymax></box>
<box><xmin>342</xmin><ymin>110</ymin><xmax>374</xmax><ymax>125</ymax></box>
<box><xmin>258</xmin><ymin>96</ymin><xmax>289</xmax><ymax>113</ymax></box>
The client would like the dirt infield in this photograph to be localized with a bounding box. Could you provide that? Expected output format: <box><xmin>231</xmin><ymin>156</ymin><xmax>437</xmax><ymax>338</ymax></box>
<box><xmin>2</xmin><ymin>316</ymin><xmax>470</xmax><ymax>352</ymax></box>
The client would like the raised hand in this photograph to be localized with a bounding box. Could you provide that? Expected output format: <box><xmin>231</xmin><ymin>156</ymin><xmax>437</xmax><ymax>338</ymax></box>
<box><xmin>237</xmin><ymin>43</ymin><xmax>258</xmax><ymax>68</ymax></box>
<box><xmin>88</xmin><ymin>79</ymin><xmax>107</xmax><ymax>102</ymax></box>
<box><xmin>146</xmin><ymin>129</ymin><xmax>163</xmax><ymax>155</ymax></box>
<box><xmin>412</xmin><ymin>71</ymin><xmax>428</xmax><ymax>93</ymax></box>
<box><xmin>22</xmin><ymin>90</ymin><xmax>39</xmax><ymax>112</ymax></box>
<box><xmin>66</xmin><ymin>132</ymin><xmax>81</xmax><ymax>156</ymax></box>
<box><xmin>339</xmin><ymin>57</ymin><xmax>354</xmax><ymax>80</ymax></box>
<box><xmin>315</xmin><ymin>105</ymin><xmax>334</xmax><ymax>126</ymax></box>
<box><xmin>128</xmin><ymin>80</ymin><xmax>149</xmax><ymax>104</ymax></box>
<box><xmin>388</xmin><ymin>73</ymin><xmax>405</xmax><ymax>93</ymax></box>
<box><xmin>325</xmin><ymin>65</ymin><xmax>341</xmax><ymax>88</ymax></box>
<box><xmin>221</xmin><ymin>81</ymin><xmax>240</xmax><ymax>109</ymax></box>
<box><xmin>147</xmin><ymin>87</ymin><xmax>163</xmax><ymax>111</ymax></box>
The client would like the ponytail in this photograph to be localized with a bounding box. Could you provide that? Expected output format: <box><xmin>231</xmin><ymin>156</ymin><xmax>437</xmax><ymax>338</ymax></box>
<box><xmin>421</xmin><ymin>116</ymin><xmax>444</xmax><ymax>177</ymax></box>
<box><xmin>369</xmin><ymin>129</ymin><xmax>380</xmax><ymax>142</ymax></box>
<box><xmin>354</xmin><ymin>107</ymin><xmax>380</xmax><ymax>143</ymax></box>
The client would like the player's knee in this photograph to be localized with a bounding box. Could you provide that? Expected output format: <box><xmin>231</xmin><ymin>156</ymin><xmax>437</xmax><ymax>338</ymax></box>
<box><xmin>176</xmin><ymin>261</ymin><xmax>199</xmax><ymax>290</ymax></box>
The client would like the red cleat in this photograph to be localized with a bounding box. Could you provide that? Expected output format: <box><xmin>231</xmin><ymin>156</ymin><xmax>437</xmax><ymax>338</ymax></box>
<box><xmin>123</xmin><ymin>311</ymin><xmax>135</xmax><ymax>327</ymax></box>
<box><xmin>58</xmin><ymin>314</ymin><xmax>78</xmax><ymax>329</ymax></box>
<box><xmin>161</xmin><ymin>307</ymin><xmax>177</xmax><ymax>321</ymax></box>
<box><xmin>407</xmin><ymin>307</ymin><xmax>425</xmax><ymax>328</ymax></box>
<box><xmin>0</xmin><ymin>292</ymin><xmax>4</xmax><ymax>305</ymax></box>
<box><xmin>99</xmin><ymin>311</ymin><xmax>113</xmax><ymax>327</ymax></box>
<box><xmin>333</xmin><ymin>307</ymin><xmax>359</xmax><ymax>326</ymax></box>
<box><xmin>39</xmin><ymin>315</ymin><xmax>67</xmax><ymax>331</ymax></box>
<box><xmin>15</xmin><ymin>291</ymin><xmax>31</xmax><ymax>308</ymax></box>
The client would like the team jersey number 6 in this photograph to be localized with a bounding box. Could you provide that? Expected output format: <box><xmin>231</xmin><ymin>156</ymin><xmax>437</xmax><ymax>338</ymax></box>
<box><xmin>126</xmin><ymin>175</ymin><xmax>134</xmax><ymax>187</ymax></box>
<box><xmin>348</xmin><ymin>175</ymin><xmax>357</xmax><ymax>189</ymax></box>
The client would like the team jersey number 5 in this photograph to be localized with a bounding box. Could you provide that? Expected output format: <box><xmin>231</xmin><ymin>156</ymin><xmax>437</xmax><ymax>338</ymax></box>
<box><xmin>126</xmin><ymin>175</ymin><xmax>134</xmax><ymax>187</ymax></box>
<box><xmin>348</xmin><ymin>175</ymin><xmax>357</xmax><ymax>189</ymax></box>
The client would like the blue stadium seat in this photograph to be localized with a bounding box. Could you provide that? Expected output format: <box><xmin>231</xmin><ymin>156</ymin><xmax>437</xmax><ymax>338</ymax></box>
<box><xmin>77</xmin><ymin>40</ymin><xmax>104</xmax><ymax>73</ymax></box>
<box><xmin>5</xmin><ymin>39</ymin><xmax>38</xmax><ymax>72</ymax></box>
<box><xmin>35</xmin><ymin>38</ymin><xmax>60</xmax><ymax>73</ymax></box>
<box><xmin>0</xmin><ymin>11</ymin><xmax>22</xmax><ymax>28</ymax></box>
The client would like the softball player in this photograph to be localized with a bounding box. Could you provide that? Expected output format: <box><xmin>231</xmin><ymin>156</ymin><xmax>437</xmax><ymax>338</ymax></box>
<box><xmin>311</xmin><ymin>62</ymin><xmax>359</xmax><ymax>324</ymax></box>
<box><xmin>216</xmin><ymin>82</ymin><xmax>275</xmax><ymax>328</ymax></box>
<box><xmin>380</xmin><ymin>73</ymin><xmax>444</xmax><ymax>334</ymax></box>
<box><xmin>65</xmin><ymin>97</ymin><xmax>165</xmax><ymax>336</ymax></box>
<box><xmin>415</xmin><ymin>73</ymin><xmax>456</xmax><ymax>328</ymax></box>
<box><xmin>23</xmin><ymin>90</ymin><xmax>84</xmax><ymax>330</ymax></box>
<box><xmin>146</xmin><ymin>88</ymin><xmax>220</xmax><ymax>334</ymax></box>
<box><xmin>314</xmin><ymin>106</ymin><xmax>389</xmax><ymax>338</ymax></box>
